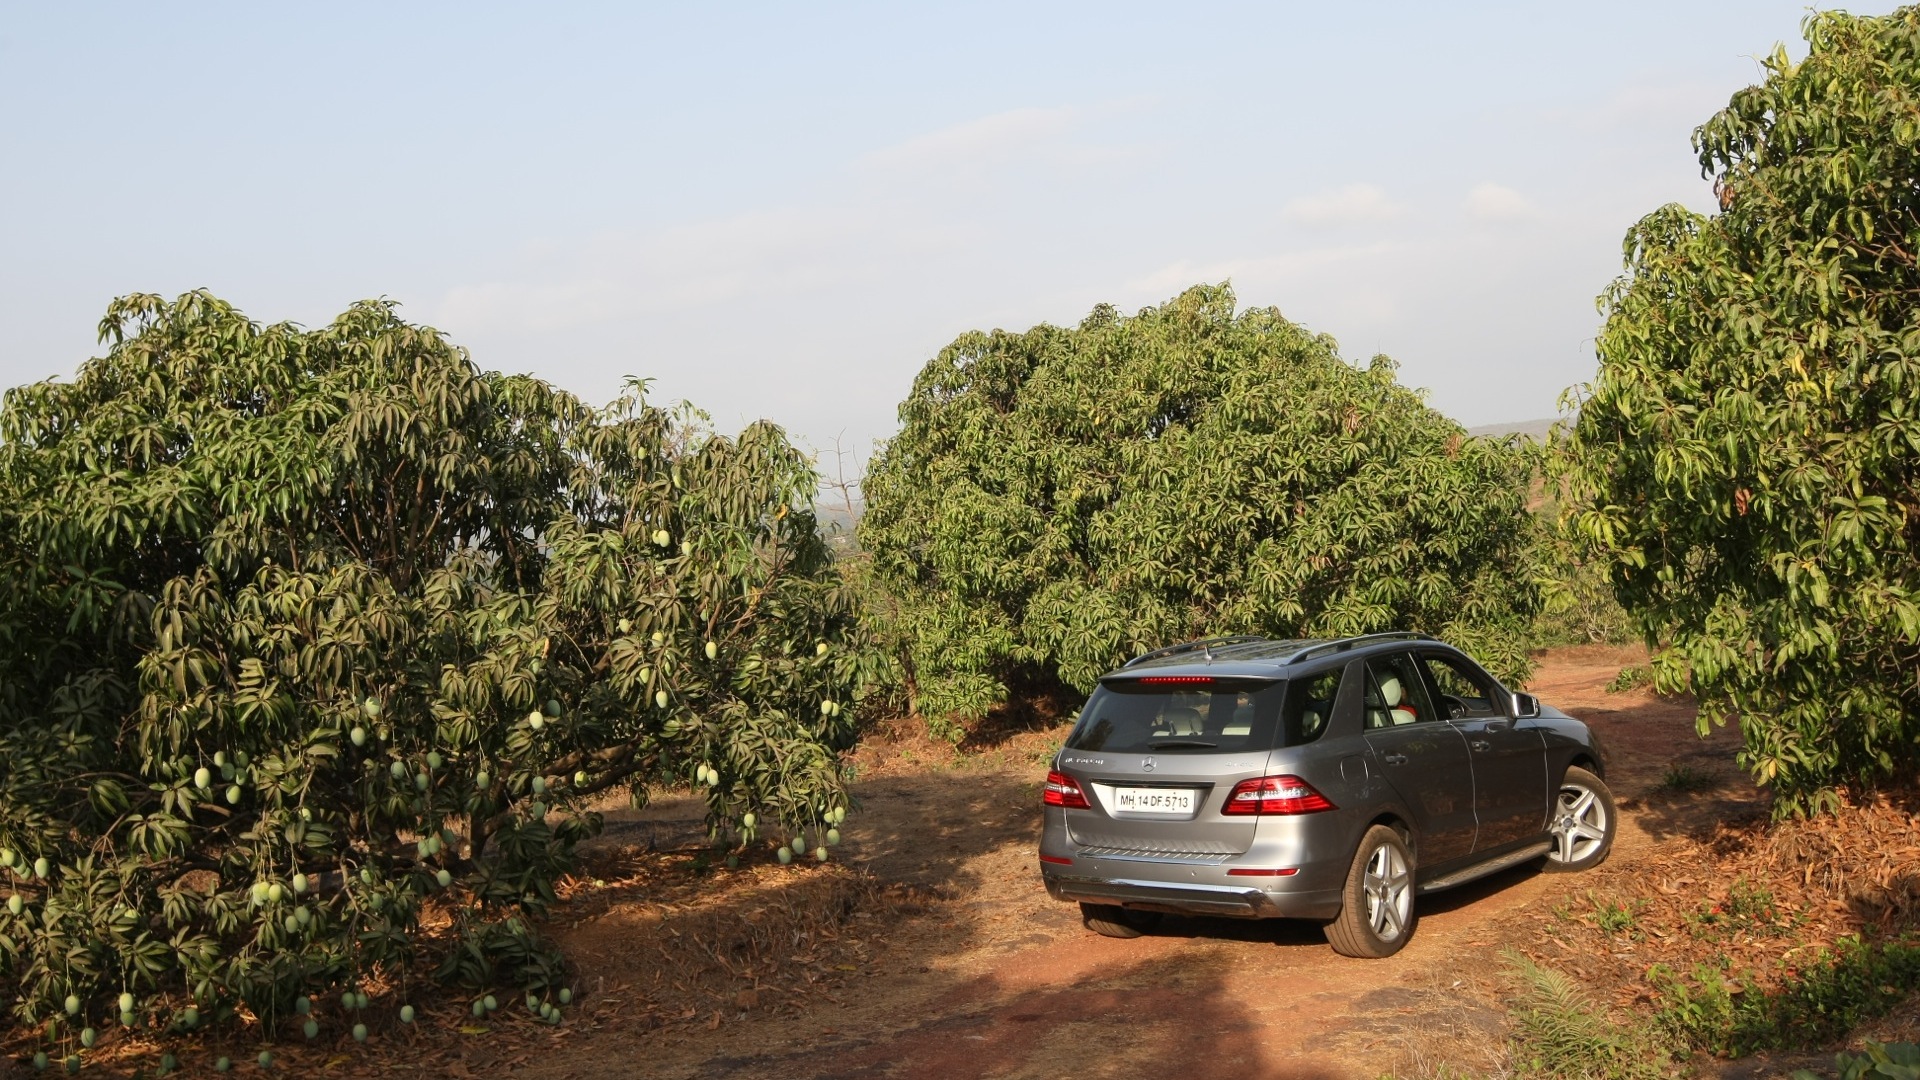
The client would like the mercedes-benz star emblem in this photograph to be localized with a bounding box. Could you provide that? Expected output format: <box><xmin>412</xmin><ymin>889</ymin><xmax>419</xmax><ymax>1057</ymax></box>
<box><xmin>1141</xmin><ymin>757</ymin><xmax>1156</xmax><ymax>772</ymax></box>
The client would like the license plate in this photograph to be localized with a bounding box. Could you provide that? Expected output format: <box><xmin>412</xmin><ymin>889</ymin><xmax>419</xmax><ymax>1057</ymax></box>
<box><xmin>1111</xmin><ymin>787</ymin><xmax>1197</xmax><ymax>814</ymax></box>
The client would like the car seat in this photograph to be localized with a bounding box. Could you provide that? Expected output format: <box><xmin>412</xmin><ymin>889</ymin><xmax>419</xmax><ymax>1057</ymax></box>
<box><xmin>1160</xmin><ymin>705</ymin><xmax>1204</xmax><ymax>737</ymax></box>
<box><xmin>1379</xmin><ymin>676</ymin><xmax>1418</xmax><ymax>725</ymax></box>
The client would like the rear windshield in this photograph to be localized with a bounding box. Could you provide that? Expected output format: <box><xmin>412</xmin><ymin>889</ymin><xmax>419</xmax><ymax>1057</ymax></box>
<box><xmin>1065</xmin><ymin>678</ymin><xmax>1287</xmax><ymax>754</ymax></box>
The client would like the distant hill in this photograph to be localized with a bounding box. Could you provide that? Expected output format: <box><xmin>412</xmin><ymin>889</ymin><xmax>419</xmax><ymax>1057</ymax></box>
<box><xmin>1465</xmin><ymin>417</ymin><xmax>1565</xmax><ymax>441</ymax></box>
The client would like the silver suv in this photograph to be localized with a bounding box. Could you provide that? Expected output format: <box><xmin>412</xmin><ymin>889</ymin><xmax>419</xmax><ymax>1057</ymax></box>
<box><xmin>1038</xmin><ymin>633</ymin><xmax>1614</xmax><ymax>957</ymax></box>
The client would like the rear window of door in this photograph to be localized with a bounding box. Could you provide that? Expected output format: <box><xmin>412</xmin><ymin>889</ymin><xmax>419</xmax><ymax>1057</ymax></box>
<box><xmin>1363</xmin><ymin>652</ymin><xmax>1438</xmax><ymax>728</ymax></box>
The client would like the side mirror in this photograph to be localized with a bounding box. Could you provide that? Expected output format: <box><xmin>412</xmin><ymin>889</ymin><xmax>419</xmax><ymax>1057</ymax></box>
<box><xmin>1509</xmin><ymin>692</ymin><xmax>1540</xmax><ymax>720</ymax></box>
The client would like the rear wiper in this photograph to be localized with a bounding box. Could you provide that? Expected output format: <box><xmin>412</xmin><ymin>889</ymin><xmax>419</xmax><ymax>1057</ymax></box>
<box><xmin>1147</xmin><ymin>738</ymin><xmax>1218</xmax><ymax>749</ymax></box>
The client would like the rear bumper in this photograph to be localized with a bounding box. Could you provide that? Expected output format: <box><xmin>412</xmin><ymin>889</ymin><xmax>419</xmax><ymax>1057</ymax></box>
<box><xmin>1037</xmin><ymin>805</ymin><xmax>1352</xmax><ymax>922</ymax></box>
<box><xmin>1041</xmin><ymin>863</ymin><xmax>1344</xmax><ymax>921</ymax></box>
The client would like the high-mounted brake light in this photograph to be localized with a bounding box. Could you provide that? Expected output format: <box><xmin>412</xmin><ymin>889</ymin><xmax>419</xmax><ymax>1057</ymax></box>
<box><xmin>1135</xmin><ymin>676</ymin><xmax>1217</xmax><ymax>685</ymax></box>
<box><xmin>1221</xmin><ymin>775</ymin><xmax>1336</xmax><ymax>816</ymax></box>
<box><xmin>1043</xmin><ymin>770</ymin><xmax>1091</xmax><ymax>810</ymax></box>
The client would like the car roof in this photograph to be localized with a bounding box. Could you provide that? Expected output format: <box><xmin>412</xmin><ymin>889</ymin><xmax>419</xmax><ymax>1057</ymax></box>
<box><xmin>1105</xmin><ymin>633</ymin><xmax>1454</xmax><ymax>681</ymax></box>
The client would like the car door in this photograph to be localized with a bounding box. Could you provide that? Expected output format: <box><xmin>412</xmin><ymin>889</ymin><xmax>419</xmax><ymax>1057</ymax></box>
<box><xmin>1420</xmin><ymin>650</ymin><xmax>1548</xmax><ymax>849</ymax></box>
<box><xmin>1360</xmin><ymin>652</ymin><xmax>1477</xmax><ymax>864</ymax></box>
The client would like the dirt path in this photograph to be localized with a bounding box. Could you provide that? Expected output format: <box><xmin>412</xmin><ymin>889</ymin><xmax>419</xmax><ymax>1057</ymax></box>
<box><xmin>519</xmin><ymin>645</ymin><xmax>1747</xmax><ymax>1080</ymax></box>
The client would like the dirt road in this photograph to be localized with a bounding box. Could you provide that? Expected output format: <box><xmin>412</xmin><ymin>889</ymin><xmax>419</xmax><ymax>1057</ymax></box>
<box><xmin>517</xmin><ymin>645</ymin><xmax>1744</xmax><ymax>1080</ymax></box>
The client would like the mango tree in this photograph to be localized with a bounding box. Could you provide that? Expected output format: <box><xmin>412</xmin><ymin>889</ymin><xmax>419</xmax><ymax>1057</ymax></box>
<box><xmin>0</xmin><ymin>292</ymin><xmax>863</xmax><ymax>1047</ymax></box>
<box><xmin>861</xmin><ymin>284</ymin><xmax>1543</xmax><ymax>737</ymax></box>
<box><xmin>1559</xmin><ymin>7</ymin><xmax>1920</xmax><ymax>815</ymax></box>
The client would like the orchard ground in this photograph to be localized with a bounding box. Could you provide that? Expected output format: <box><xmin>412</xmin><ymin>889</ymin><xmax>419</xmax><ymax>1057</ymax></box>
<box><xmin>35</xmin><ymin>645</ymin><xmax>1920</xmax><ymax>1078</ymax></box>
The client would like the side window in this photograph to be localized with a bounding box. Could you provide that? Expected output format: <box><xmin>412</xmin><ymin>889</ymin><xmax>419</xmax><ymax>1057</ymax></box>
<box><xmin>1282</xmin><ymin>666</ymin><xmax>1344</xmax><ymax>745</ymax></box>
<box><xmin>1421</xmin><ymin>654</ymin><xmax>1498</xmax><ymax>718</ymax></box>
<box><xmin>1363</xmin><ymin>653</ymin><xmax>1437</xmax><ymax>728</ymax></box>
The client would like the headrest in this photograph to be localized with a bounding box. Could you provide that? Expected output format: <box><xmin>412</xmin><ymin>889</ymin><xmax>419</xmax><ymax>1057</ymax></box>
<box><xmin>1378</xmin><ymin>676</ymin><xmax>1403</xmax><ymax>707</ymax></box>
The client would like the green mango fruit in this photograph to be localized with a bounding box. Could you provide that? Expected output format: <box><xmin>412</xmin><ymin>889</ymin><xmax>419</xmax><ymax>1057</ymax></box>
<box><xmin>119</xmin><ymin>1010</ymin><xmax>136</xmax><ymax>1027</ymax></box>
<box><xmin>546</xmin><ymin>698</ymin><xmax>563</xmax><ymax>717</ymax></box>
<box><xmin>303</xmin><ymin>1018</ymin><xmax>319</xmax><ymax>1039</ymax></box>
<box><xmin>294</xmin><ymin>995</ymin><xmax>310</xmax><ymax>1014</ymax></box>
<box><xmin>389</xmin><ymin>760</ymin><xmax>406</xmax><ymax>779</ymax></box>
<box><xmin>350</xmin><ymin>726</ymin><xmax>367</xmax><ymax>747</ymax></box>
<box><xmin>426</xmin><ymin>751</ymin><xmax>443</xmax><ymax>770</ymax></box>
<box><xmin>815</xmin><ymin>846</ymin><xmax>829</xmax><ymax>862</ymax></box>
<box><xmin>215</xmin><ymin>1057</ymin><xmax>231</xmax><ymax>1072</ymax></box>
<box><xmin>482</xmin><ymin>994</ymin><xmax>498</xmax><ymax>1012</ymax></box>
<box><xmin>258</xmin><ymin>1051</ymin><xmax>274</xmax><ymax>1068</ymax></box>
<box><xmin>826</xmin><ymin>829</ymin><xmax>841</xmax><ymax>846</ymax></box>
<box><xmin>528</xmin><ymin>711</ymin><xmax>545</xmax><ymax>731</ymax></box>
<box><xmin>573</xmin><ymin>770</ymin><xmax>588</xmax><ymax>786</ymax></box>
<box><xmin>79</xmin><ymin>1028</ymin><xmax>96</xmax><ymax>1049</ymax></box>
<box><xmin>226</xmin><ymin>784</ymin><xmax>242</xmax><ymax>804</ymax></box>
<box><xmin>435</xmin><ymin>869</ymin><xmax>452</xmax><ymax>888</ymax></box>
<box><xmin>655</xmin><ymin>690</ymin><xmax>668</xmax><ymax>709</ymax></box>
<box><xmin>118</xmin><ymin>992</ymin><xmax>135</xmax><ymax>1014</ymax></box>
<box><xmin>6</xmin><ymin>895</ymin><xmax>21</xmax><ymax>916</ymax></box>
<box><xmin>399</xmin><ymin>1004</ymin><xmax>415</xmax><ymax>1024</ymax></box>
<box><xmin>63</xmin><ymin>993</ymin><xmax>79</xmax><ymax>1015</ymax></box>
<box><xmin>291</xmin><ymin>873</ymin><xmax>309</xmax><ymax>894</ymax></box>
<box><xmin>741</xmin><ymin>812</ymin><xmax>756</xmax><ymax>829</ymax></box>
<box><xmin>558</xmin><ymin>987</ymin><xmax>573</xmax><ymax>1005</ymax></box>
<box><xmin>776</xmin><ymin>846</ymin><xmax>793</xmax><ymax>864</ymax></box>
<box><xmin>531</xmin><ymin>776</ymin><xmax>546</xmax><ymax>795</ymax></box>
<box><xmin>816</xmin><ymin>642</ymin><xmax>829</xmax><ymax>656</ymax></box>
<box><xmin>267</xmin><ymin>882</ymin><xmax>284</xmax><ymax>903</ymax></box>
<box><xmin>704</xmin><ymin>640</ymin><xmax>718</xmax><ymax>660</ymax></box>
<box><xmin>352</xmin><ymin>1022</ymin><xmax>368</xmax><ymax>1042</ymax></box>
<box><xmin>194</xmin><ymin>767</ymin><xmax>212</xmax><ymax>789</ymax></box>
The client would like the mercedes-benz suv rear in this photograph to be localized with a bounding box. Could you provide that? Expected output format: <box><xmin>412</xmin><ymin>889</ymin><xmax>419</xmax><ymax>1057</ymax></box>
<box><xmin>1039</xmin><ymin>633</ymin><xmax>1614</xmax><ymax>957</ymax></box>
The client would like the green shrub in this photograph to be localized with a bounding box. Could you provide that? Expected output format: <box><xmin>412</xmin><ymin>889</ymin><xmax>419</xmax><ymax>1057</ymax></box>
<box><xmin>1504</xmin><ymin>951</ymin><xmax>1667</xmax><ymax>1079</ymax></box>
<box><xmin>1652</xmin><ymin>935</ymin><xmax>1920</xmax><ymax>1056</ymax></box>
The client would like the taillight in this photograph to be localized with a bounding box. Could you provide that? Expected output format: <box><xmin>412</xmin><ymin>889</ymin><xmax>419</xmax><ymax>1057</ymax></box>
<box><xmin>1043</xmin><ymin>770</ymin><xmax>1091</xmax><ymax>809</ymax></box>
<box><xmin>1221</xmin><ymin>775</ymin><xmax>1336</xmax><ymax>815</ymax></box>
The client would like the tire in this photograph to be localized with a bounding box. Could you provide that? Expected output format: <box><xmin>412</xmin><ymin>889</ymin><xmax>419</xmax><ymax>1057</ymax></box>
<box><xmin>1539</xmin><ymin>765</ymin><xmax>1616</xmax><ymax>873</ymax></box>
<box><xmin>1323</xmin><ymin>824</ymin><xmax>1416</xmax><ymax>958</ymax></box>
<box><xmin>1080</xmin><ymin>902</ymin><xmax>1160</xmax><ymax>939</ymax></box>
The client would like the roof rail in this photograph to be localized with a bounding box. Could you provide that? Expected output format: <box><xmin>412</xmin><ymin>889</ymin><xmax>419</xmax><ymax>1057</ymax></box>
<box><xmin>1122</xmin><ymin>635</ymin><xmax>1269</xmax><ymax>668</ymax></box>
<box><xmin>1286</xmin><ymin>632</ymin><xmax>1434</xmax><ymax>665</ymax></box>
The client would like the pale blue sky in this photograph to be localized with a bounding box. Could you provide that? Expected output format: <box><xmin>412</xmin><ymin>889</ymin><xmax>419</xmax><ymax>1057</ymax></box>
<box><xmin>0</xmin><ymin>2</ymin><xmax>1884</xmax><ymax>470</ymax></box>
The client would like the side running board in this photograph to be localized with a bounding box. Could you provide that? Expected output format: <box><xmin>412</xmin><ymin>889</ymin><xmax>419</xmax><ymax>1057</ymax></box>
<box><xmin>1416</xmin><ymin>840</ymin><xmax>1552</xmax><ymax>894</ymax></box>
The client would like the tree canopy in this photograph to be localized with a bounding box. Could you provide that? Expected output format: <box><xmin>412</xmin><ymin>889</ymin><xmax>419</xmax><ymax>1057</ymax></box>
<box><xmin>1560</xmin><ymin>7</ymin><xmax>1920</xmax><ymax>813</ymax></box>
<box><xmin>0</xmin><ymin>292</ymin><xmax>866</xmax><ymax>1045</ymax></box>
<box><xmin>862</xmin><ymin>284</ymin><xmax>1543</xmax><ymax>735</ymax></box>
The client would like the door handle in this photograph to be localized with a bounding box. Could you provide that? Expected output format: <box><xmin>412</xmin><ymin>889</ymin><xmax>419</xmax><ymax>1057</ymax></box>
<box><xmin>1382</xmin><ymin>753</ymin><xmax>1408</xmax><ymax>766</ymax></box>
<box><xmin>1470</xmin><ymin>740</ymin><xmax>1492</xmax><ymax>752</ymax></box>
